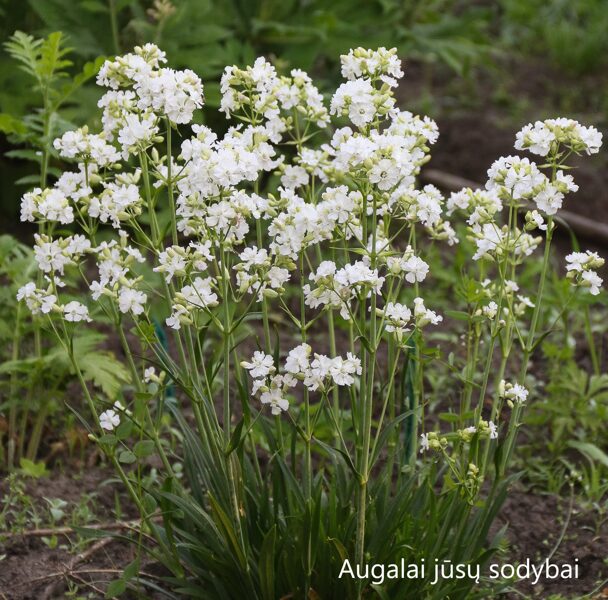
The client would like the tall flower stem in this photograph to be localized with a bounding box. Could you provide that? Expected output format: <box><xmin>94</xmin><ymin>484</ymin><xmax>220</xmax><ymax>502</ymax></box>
<box><xmin>501</xmin><ymin>216</ymin><xmax>554</xmax><ymax>473</ymax></box>
<box><xmin>117</xmin><ymin>320</ymin><xmax>175</xmax><ymax>477</ymax></box>
<box><xmin>219</xmin><ymin>244</ymin><xmax>245</xmax><ymax>551</ymax></box>
<box><xmin>108</xmin><ymin>0</ymin><xmax>121</xmax><ymax>54</ymax></box>
<box><xmin>165</xmin><ymin>118</ymin><xmax>178</xmax><ymax>246</ymax></box>
<box><xmin>355</xmin><ymin>192</ymin><xmax>377</xmax><ymax>575</ymax></box>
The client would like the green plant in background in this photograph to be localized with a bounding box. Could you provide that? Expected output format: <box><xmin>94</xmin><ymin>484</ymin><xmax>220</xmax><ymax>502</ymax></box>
<box><xmin>1</xmin><ymin>31</ymin><xmax>104</xmax><ymax>191</ymax></box>
<box><xmin>501</xmin><ymin>0</ymin><xmax>608</xmax><ymax>75</ymax></box>
<box><xmin>0</xmin><ymin>33</ymin><xmax>129</xmax><ymax>472</ymax></box>
<box><xmin>0</xmin><ymin>233</ymin><xmax>132</xmax><ymax>470</ymax></box>
<box><xmin>0</xmin><ymin>0</ymin><xmax>491</xmax><ymax>222</ymax></box>
<box><xmin>516</xmin><ymin>275</ymin><xmax>608</xmax><ymax>510</ymax></box>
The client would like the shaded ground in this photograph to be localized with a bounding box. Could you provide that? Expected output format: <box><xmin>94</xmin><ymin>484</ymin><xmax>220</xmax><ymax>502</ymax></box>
<box><xmin>497</xmin><ymin>489</ymin><xmax>608</xmax><ymax>598</ymax></box>
<box><xmin>0</xmin><ymin>467</ymin><xmax>166</xmax><ymax>599</ymax></box>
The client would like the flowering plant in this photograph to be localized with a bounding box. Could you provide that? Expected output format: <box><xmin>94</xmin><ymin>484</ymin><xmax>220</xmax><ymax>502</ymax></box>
<box><xmin>15</xmin><ymin>44</ymin><xmax>603</xmax><ymax>597</ymax></box>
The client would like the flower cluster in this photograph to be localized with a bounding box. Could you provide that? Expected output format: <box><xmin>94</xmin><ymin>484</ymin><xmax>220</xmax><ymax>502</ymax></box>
<box><xmin>304</xmin><ymin>260</ymin><xmax>385</xmax><ymax>319</ymax></box>
<box><xmin>14</xmin><ymin>43</ymin><xmax>604</xmax><ymax>432</ymax></box>
<box><xmin>97</xmin><ymin>43</ymin><xmax>203</xmax><ymax>127</ymax></box>
<box><xmin>565</xmin><ymin>251</ymin><xmax>604</xmax><ymax>295</ymax></box>
<box><xmin>515</xmin><ymin>118</ymin><xmax>602</xmax><ymax>157</ymax></box>
<box><xmin>498</xmin><ymin>380</ymin><xmax>529</xmax><ymax>407</ymax></box>
<box><xmin>242</xmin><ymin>344</ymin><xmax>362</xmax><ymax>414</ymax></box>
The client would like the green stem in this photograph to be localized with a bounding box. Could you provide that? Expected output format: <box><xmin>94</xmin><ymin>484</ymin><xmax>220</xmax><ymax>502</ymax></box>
<box><xmin>26</xmin><ymin>403</ymin><xmax>48</xmax><ymax>460</ymax></box>
<box><xmin>219</xmin><ymin>245</ymin><xmax>245</xmax><ymax>550</ymax></box>
<box><xmin>117</xmin><ymin>321</ymin><xmax>175</xmax><ymax>477</ymax></box>
<box><xmin>355</xmin><ymin>190</ymin><xmax>376</xmax><ymax>574</ymax></box>
<box><xmin>139</xmin><ymin>151</ymin><xmax>161</xmax><ymax>247</ymax></box>
<box><xmin>501</xmin><ymin>215</ymin><xmax>554</xmax><ymax>473</ymax></box>
<box><xmin>108</xmin><ymin>0</ymin><xmax>121</xmax><ymax>54</ymax></box>
<box><xmin>165</xmin><ymin>118</ymin><xmax>178</xmax><ymax>246</ymax></box>
<box><xmin>584</xmin><ymin>304</ymin><xmax>600</xmax><ymax>376</ymax></box>
<box><xmin>7</xmin><ymin>303</ymin><xmax>23</xmax><ymax>469</ymax></box>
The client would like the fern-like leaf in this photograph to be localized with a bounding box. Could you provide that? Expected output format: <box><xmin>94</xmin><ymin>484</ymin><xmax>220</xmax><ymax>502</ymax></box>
<box><xmin>3</xmin><ymin>31</ymin><xmax>43</xmax><ymax>81</ymax></box>
<box><xmin>38</xmin><ymin>31</ymin><xmax>73</xmax><ymax>83</ymax></box>
<box><xmin>79</xmin><ymin>351</ymin><xmax>131</xmax><ymax>399</ymax></box>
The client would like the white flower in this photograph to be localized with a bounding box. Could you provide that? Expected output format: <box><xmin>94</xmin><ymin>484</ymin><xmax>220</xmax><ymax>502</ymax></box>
<box><xmin>515</xmin><ymin>119</ymin><xmax>602</xmax><ymax>157</ymax></box>
<box><xmin>20</xmin><ymin>188</ymin><xmax>74</xmax><ymax>224</ymax></box>
<box><xmin>54</xmin><ymin>127</ymin><xmax>120</xmax><ymax>166</ymax></box>
<box><xmin>582</xmin><ymin>270</ymin><xmax>603</xmax><ymax>295</ymax></box>
<box><xmin>330</xmin><ymin>79</ymin><xmax>389</xmax><ymax>128</ymax></box>
<box><xmin>565</xmin><ymin>250</ymin><xmax>604</xmax><ymax>295</ymax></box>
<box><xmin>488</xmin><ymin>421</ymin><xmax>498</xmax><ymax>440</ymax></box>
<box><xmin>402</xmin><ymin>255</ymin><xmax>429</xmax><ymax>283</ymax></box>
<box><xmin>578</xmin><ymin>124</ymin><xmax>602</xmax><ymax>155</ymax></box>
<box><xmin>134</xmin><ymin>67</ymin><xmax>204</xmax><ymax>124</ymax></box>
<box><xmin>303</xmin><ymin>353</ymin><xmax>334</xmax><ymax>391</ymax></box>
<box><xmin>501</xmin><ymin>381</ymin><xmax>529</xmax><ymax>404</ymax></box>
<box><xmin>16</xmin><ymin>283</ymin><xmax>57</xmax><ymax>315</ymax></box>
<box><xmin>63</xmin><ymin>301</ymin><xmax>91</xmax><ymax>322</ymax></box>
<box><xmin>242</xmin><ymin>351</ymin><xmax>275</xmax><ymax>378</ymax></box>
<box><xmin>383</xmin><ymin>302</ymin><xmax>412</xmax><ymax>340</ymax></box>
<box><xmin>515</xmin><ymin>122</ymin><xmax>555</xmax><ymax>156</ymax></box>
<box><xmin>340</xmin><ymin>47</ymin><xmax>403</xmax><ymax>87</ymax></box>
<box><xmin>281</xmin><ymin>165</ymin><xmax>309</xmax><ymax>190</ymax></box>
<box><xmin>154</xmin><ymin>247</ymin><xmax>189</xmax><ymax>283</ymax></box>
<box><xmin>181</xmin><ymin>277</ymin><xmax>218</xmax><ymax>309</ymax></box>
<box><xmin>259</xmin><ymin>382</ymin><xmax>290</xmax><ymax>415</ymax></box>
<box><xmin>330</xmin><ymin>353</ymin><xmax>362</xmax><ymax>386</ymax></box>
<box><xmin>482</xmin><ymin>301</ymin><xmax>498</xmax><ymax>319</ymax></box>
<box><xmin>369</xmin><ymin>158</ymin><xmax>401</xmax><ymax>191</ymax></box>
<box><xmin>165</xmin><ymin>304</ymin><xmax>189</xmax><ymax>330</ymax></box>
<box><xmin>419</xmin><ymin>433</ymin><xmax>430</xmax><ymax>453</ymax></box>
<box><xmin>144</xmin><ymin>367</ymin><xmax>157</xmax><ymax>383</ymax></box>
<box><xmin>118</xmin><ymin>287</ymin><xmax>147</xmax><ymax>315</ymax></box>
<box><xmin>413</xmin><ymin>297</ymin><xmax>442</xmax><ymax>328</ymax></box>
<box><xmin>99</xmin><ymin>409</ymin><xmax>120</xmax><ymax>431</ymax></box>
<box><xmin>117</xmin><ymin>113</ymin><xmax>158</xmax><ymax>158</ymax></box>
<box><xmin>285</xmin><ymin>343</ymin><xmax>312</xmax><ymax>375</ymax></box>
<box><xmin>89</xmin><ymin>183</ymin><xmax>142</xmax><ymax>228</ymax></box>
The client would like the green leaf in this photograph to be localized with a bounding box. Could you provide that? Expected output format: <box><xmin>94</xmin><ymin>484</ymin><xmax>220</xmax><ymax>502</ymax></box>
<box><xmin>259</xmin><ymin>526</ymin><xmax>276</xmax><ymax>600</ymax></box>
<box><xmin>4</xmin><ymin>31</ymin><xmax>43</xmax><ymax>80</ymax></box>
<box><xmin>39</xmin><ymin>31</ymin><xmax>72</xmax><ymax>80</ymax></box>
<box><xmin>0</xmin><ymin>113</ymin><xmax>26</xmax><ymax>136</ymax></box>
<box><xmin>115</xmin><ymin>420</ymin><xmax>133</xmax><ymax>440</ymax></box>
<box><xmin>123</xmin><ymin>558</ymin><xmax>140</xmax><ymax>581</ymax></box>
<box><xmin>568</xmin><ymin>441</ymin><xmax>608</xmax><ymax>468</ymax></box>
<box><xmin>105</xmin><ymin>578</ymin><xmax>126</xmax><ymax>598</ymax></box>
<box><xmin>133</xmin><ymin>440</ymin><xmax>156</xmax><ymax>458</ymax></box>
<box><xmin>225</xmin><ymin>418</ymin><xmax>245</xmax><ymax>455</ymax></box>
<box><xmin>444</xmin><ymin>309</ymin><xmax>471</xmax><ymax>321</ymax></box>
<box><xmin>16</xmin><ymin>174</ymin><xmax>43</xmax><ymax>186</ymax></box>
<box><xmin>118</xmin><ymin>450</ymin><xmax>136</xmax><ymax>464</ymax></box>
<box><xmin>208</xmin><ymin>493</ymin><xmax>247</xmax><ymax>570</ymax></box>
<box><xmin>56</xmin><ymin>55</ymin><xmax>106</xmax><ymax>108</ymax></box>
<box><xmin>19</xmin><ymin>458</ymin><xmax>48</xmax><ymax>478</ymax></box>
<box><xmin>78</xmin><ymin>350</ymin><xmax>131</xmax><ymax>398</ymax></box>
<box><xmin>97</xmin><ymin>434</ymin><xmax>118</xmax><ymax>446</ymax></box>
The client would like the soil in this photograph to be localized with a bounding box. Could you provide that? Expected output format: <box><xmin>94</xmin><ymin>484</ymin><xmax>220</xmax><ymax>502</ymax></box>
<box><xmin>497</xmin><ymin>489</ymin><xmax>608</xmax><ymax>598</ymax></box>
<box><xmin>0</xmin><ymin>466</ymin><xmax>170</xmax><ymax>599</ymax></box>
